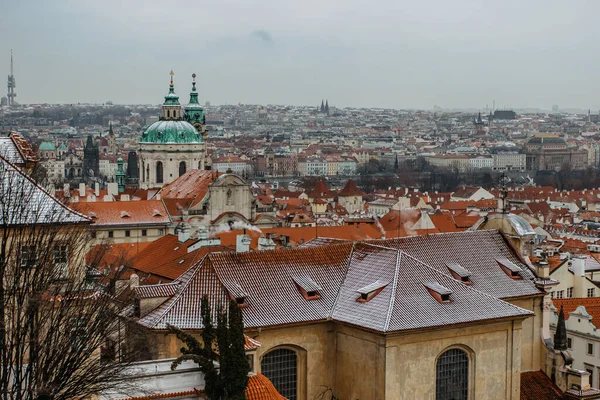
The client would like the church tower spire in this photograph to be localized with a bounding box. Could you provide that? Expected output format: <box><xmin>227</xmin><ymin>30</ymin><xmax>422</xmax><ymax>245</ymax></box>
<box><xmin>162</xmin><ymin>70</ymin><xmax>181</xmax><ymax>120</ymax></box>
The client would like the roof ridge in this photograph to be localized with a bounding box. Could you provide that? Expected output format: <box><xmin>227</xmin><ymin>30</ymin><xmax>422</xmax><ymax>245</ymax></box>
<box><xmin>142</xmin><ymin>256</ymin><xmax>208</xmax><ymax>328</ymax></box>
<box><xmin>384</xmin><ymin>250</ymin><xmax>402</xmax><ymax>332</ymax></box>
<box><xmin>328</xmin><ymin>242</ymin><xmax>357</xmax><ymax>320</ymax></box>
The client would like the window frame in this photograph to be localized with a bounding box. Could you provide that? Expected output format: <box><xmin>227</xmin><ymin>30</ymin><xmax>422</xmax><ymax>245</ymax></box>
<box><xmin>435</xmin><ymin>346</ymin><xmax>474</xmax><ymax>400</ymax></box>
<box><xmin>20</xmin><ymin>245</ymin><xmax>38</xmax><ymax>268</ymax></box>
<box><xmin>260</xmin><ymin>345</ymin><xmax>307</xmax><ymax>400</ymax></box>
<box><xmin>588</xmin><ymin>343</ymin><xmax>595</xmax><ymax>356</ymax></box>
<box><xmin>589</xmin><ymin>288</ymin><xmax>596</xmax><ymax>298</ymax></box>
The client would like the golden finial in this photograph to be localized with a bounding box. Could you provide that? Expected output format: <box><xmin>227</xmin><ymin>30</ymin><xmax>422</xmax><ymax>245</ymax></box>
<box><xmin>169</xmin><ymin>70</ymin><xmax>175</xmax><ymax>87</ymax></box>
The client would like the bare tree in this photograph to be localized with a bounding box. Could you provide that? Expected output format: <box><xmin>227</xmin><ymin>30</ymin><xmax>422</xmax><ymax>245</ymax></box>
<box><xmin>0</xmin><ymin>158</ymin><xmax>138</xmax><ymax>400</ymax></box>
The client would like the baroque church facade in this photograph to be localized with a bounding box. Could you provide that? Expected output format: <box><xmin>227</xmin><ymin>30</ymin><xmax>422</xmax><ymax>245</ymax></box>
<box><xmin>138</xmin><ymin>72</ymin><xmax>210</xmax><ymax>189</ymax></box>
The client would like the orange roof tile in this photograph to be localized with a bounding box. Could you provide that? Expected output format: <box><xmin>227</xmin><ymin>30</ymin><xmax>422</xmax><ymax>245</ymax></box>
<box><xmin>215</xmin><ymin>224</ymin><xmax>385</xmax><ymax>249</ymax></box>
<box><xmin>245</xmin><ymin>374</ymin><xmax>286</xmax><ymax>400</ymax></box>
<box><xmin>552</xmin><ymin>297</ymin><xmax>600</xmax><ymax>322</ymax></box>
<box><xmin>338</xmin><ymin>179</ymin><xmax>365</xmax><ymax>197</ymax></box>
<box><xmin>160</xmin><ymin>170</ymin><xmax>221</xmax><ymax>208</ymax></box>
<box><xmin>71</xmin><ymin>199</ymin><xmax>170</xmax><ymax>227</ymax></box>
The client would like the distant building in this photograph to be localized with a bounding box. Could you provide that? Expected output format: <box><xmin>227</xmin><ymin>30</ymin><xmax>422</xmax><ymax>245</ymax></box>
<box><xmin>492</xmin><ymin>152</ymin><xmax>526</xmax><ymax>171</ymax></box>
<box><xmin>525</xmin><ymin>135</ymin><xmax>588</xmax><ymax>170</ymax></box>
<box><xmin>493</xmin><ymin>109</ymin><xmax>517</xmax><ymax>120</ymax></box>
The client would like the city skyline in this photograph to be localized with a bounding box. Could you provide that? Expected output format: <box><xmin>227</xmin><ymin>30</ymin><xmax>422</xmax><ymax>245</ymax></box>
<box><xmin>2</xmin><ymin>0</ymin><xmax>600</xmax><ymax>110</ymax></box>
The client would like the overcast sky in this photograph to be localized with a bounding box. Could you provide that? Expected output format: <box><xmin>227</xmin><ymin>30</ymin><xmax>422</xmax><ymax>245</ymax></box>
<box><xmin>1</xmin><ymin>0</ymin><xmax>599</xmax><ymax>110</ymax></box>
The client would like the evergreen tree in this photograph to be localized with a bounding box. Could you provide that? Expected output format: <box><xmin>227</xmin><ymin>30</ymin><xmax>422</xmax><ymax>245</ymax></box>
<box><xmin>169</xmin><ymin>297</ymin><xmax>249</xmax><ymax>400</ymax></box>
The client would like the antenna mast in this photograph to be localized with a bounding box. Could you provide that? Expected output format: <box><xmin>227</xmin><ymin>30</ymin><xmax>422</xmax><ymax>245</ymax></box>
<box><xmin>7</xmin><ymin>50</ymin><xmax>16</xmax><ymax>107</ymax></box>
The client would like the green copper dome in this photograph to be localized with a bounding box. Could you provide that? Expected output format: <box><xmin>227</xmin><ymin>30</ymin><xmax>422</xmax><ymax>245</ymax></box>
<box><xmin>140</xmin><ymin>120</ymin><xmax>203</xmax><ymax>144</ymax></box>
<box><xmin>39</xmin><ymin>142</ymin><xmax>56</xmax><ymax>151</ymax></box>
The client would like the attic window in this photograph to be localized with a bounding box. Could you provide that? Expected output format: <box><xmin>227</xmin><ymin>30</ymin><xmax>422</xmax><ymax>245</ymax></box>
<box><xmin>226</xmin><ymin>282</ymin><xmax>249</xmax><ymax>308</ymax></box>
<box><xmin>424</xmin><ymin>282</ymin><xmax>453</xmax><ymax>304</ymax></box>
<box><xmin>120</xmin><ymin>211</ymin><xmax>131</xmax><ymax>218</ymax></box>
<box><xmin>357</xmin><ymin>280</ymin><xmax>389</xmax><ymax>303</ymax></box>
<box><xmin>496</xmin><ymin>257</ymin><xmax>523</xmax><ymax>280</ymax></box>
<box><xmin>446</xmin><ymin>262</ymin><xmax>472</xmax><ymax>285</ymax></box>
<box><xmin>152</xmin><ymin>209</ymin><xmax>163</xmax><ymax>217</ymax></box>
<box><xmin>291</xmin><ymin>275</ymin><xmax>322</xmax><ymax>300</ymax></box>
<box><xmin>88</xmin><ymin>211</ymin><xmax>97</xmax><ymax>219</ymax></box>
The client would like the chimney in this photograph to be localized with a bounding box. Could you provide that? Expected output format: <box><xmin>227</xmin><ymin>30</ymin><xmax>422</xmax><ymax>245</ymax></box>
<box><xmin>537</xmin><ymin>260</ymin><xmax>550</xmax><ymax>280</ymax></box>
<box><xmin>572</xmin><ymin>255</ymin><xmax>586</xmax><ymax>277</ymax></box>
<box><xmin>572</xmin><ymin>255</ymin><xmax>587</xmax><ymax>298</ymax></box>
<box><xmin>177</xmin><ymin>223</ymin><xmax>190</xmax><ymax>243</ymax></box>
<box><xmin>94</xmin><ymin>182</ymin><xmax>100</xmax><ymax>197</ymax></box>
<box><xmin>258</xmin><ymin>236</ymin><xmax>276</xmax><ymax>251</ymax></box>
<box><xmin>107</xmin><ymin>182</ymin><xmax>118</xmax><ymax>196</ymax></box>
<box><xmin>236</xmin><ymin>234</ymin><xmax>251</xmax><ymax>252</ymax></box>
<box><xmin>566</xmin><ymin>368</ymin><xmax>592</xmax><ymax>393</ymax></box>
<box><xmin>79</xmin><ymin>183</ymin><xmax>85</xmax><ymax>198</ymax></box>
<box><xmin>129</xmin><ymin>273</ymin><xmax>139</xmax><ymax>289</ymax></box>
<box><xmin>121</xmin><ymin>194</ymin><xmax>130</xmax><ymax>201</ymax></box>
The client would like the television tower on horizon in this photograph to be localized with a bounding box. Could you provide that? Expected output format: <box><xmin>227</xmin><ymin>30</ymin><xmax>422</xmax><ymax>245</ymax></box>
<box><xmin>7</xmin><ymin>50</ymin><xmax>16</xmax><ymax>107</ymax></box>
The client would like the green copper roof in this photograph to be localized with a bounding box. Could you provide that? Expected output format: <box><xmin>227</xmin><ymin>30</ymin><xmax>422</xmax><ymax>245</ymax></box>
<box><xmin>140</xmin><ymin>120</ymin><xmax>203</xmax><ymax>144</ymax></box>
<box><xmin>58</xmin><ymin>143</ymin><xmax>67</xmax><ymax>150</ymax></box>
<box><xmin>39</xmin><ymin>142</ymin><xmax>55</xmax><ymax>151</ymax></box>
<box><xmin>184</xmin><ymin>74</ymin><xmax>205</xmax><ymax>124</ymax></box>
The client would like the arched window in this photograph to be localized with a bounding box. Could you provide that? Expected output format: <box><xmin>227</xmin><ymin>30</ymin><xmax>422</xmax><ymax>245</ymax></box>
<box><xmin>156</xmin><ymin>161</ymin><xmax>163</xmax><ymax>184</ymax></box>
<box><xmin>179</xmin><ymin>161</ymin><xmax>186</xmax><ymax>176</ymax></box>
<box><xmin>146</xmin><ymin>164</ymin><xmax>149</xmax><ymax>182</ymax></box>
<box><xmin>261</xmin><ymin>348</ymin><xmax>297</xmax><ymax>400</ymax></box>
<box><xmin>167</xmin><ymin>110</ymin><xmax>170</xmax><ymax>119</ymax></box>
<box><xmin>436</xmin><ymin>348</ymin><xmax>469</xmax><ymax>400</ymax></box>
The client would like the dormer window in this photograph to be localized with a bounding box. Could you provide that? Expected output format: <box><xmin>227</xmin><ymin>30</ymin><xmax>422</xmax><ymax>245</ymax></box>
<box><xmin>153</xmin><ymin>209</ymin><xmax>163</xmax><ymax>217</ymax></box>
<box><xmin>357</xmin><ymin>280</ymin><xmax>389</xmax><ymax>303</ymax></box>
<box><xmin>446</xmin><ymin>262</ymin><xmax>472</xmax><ymax>285</ymax></box>
<box><xmin>291</xmin><ymin>275</ymin><xmax>322</xmax><ymax>300</ymax></box>
<box><xmin>225</xmin><ymin>282</ymin><xmax>249</xmax><ymax>308</ymax></box>
<box><xmin>120</xmin><ymin>211</ymin><xmax>131</xmax><ymax>218</ymax></box>
<box><xmin>424</xmin><ymin>282</ymin><xmax>453</xmax><ymax>304</ymax></box>
<box><xmin>496</xmin><ymin>257</ymin><xmax>523</xmax><ymax>280</ymax></box>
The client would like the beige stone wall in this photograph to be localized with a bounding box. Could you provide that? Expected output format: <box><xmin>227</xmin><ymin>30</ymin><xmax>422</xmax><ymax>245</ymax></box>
<box><xmin>509</xmin><ymin>296</ymin><xmax>544</xmax><ymax>372</ymax></box>
<box><xmin>384</xmin><ymin>320</ymin><xmax>523</xmax><ymax>400</ymax></box>
<box><xmin>334</xmin><ymin>324</ymin><xmax>386</xmax><ymax>400</ymax></box>
<box><xmin>338</xmin><ymin>195</ymin><xmax>362</xmax><ymax>214</ymax></box>
<box><xmin>92</xmin><ymin>226</ymin><xmax>167</xmax><ymax>244</ymax></box>
<box><xmin>250</xmin><ymin>323</ymin><xmax>334</xmax><ymax>400</ymax></box>
<box><xmin>138</xmin><ymin>142</ymin><xmax>207</xmax><ymax>189</ymax></box>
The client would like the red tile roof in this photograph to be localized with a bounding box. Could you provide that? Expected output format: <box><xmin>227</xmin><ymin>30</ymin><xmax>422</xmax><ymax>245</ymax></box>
<box><xmin>245</xmin><ymin>373</ymin><xmax>286</xmax><ymax>400</ymax></box>
<box><xmin>132</xmin><ymin>234</ymin><xmax>234</xmax><ymax>280</ymax></box>
<box><xmin>520</xmin><ymin>370</ymin><xmax>564</xmax><ymax>400</ymax></box>
<box><xmin>308</xmin><ymin>180</ymin><xmax>335</xmax><ymax>199</ymax></box>
<box><xmin>338</xmin><ymin>179</ymin><xmax>365</xmax><ymax>197</ymax></box>
<box><xmin>159</xmin><ymin>170</ymin><xmax>221</xmax><ymax>208</ymax></box>
<box><xmin>125</xmin><ymin>389</ymin><xmax>206</xmax><ymax>400</ymax></box>
<box><xmin>215</xmin><ymin>225</ymin><xmax>385</xmax><ymax>249</ymax></box>
<box><xmin>71</xmin><ymin>200</ymin><xmax>170</xmax><ymax>227</ymax></box>
<box><xmin>552</xmin><ymin>297</ymin><xmax>600</xmax><ymax>322</ymax></box>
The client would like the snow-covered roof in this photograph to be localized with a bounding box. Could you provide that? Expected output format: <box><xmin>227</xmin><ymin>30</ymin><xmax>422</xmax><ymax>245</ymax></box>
<box><xmin>0</xmin><ymin>156</ymin><xmax>89</xmax><ymax>226</ymax></box>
